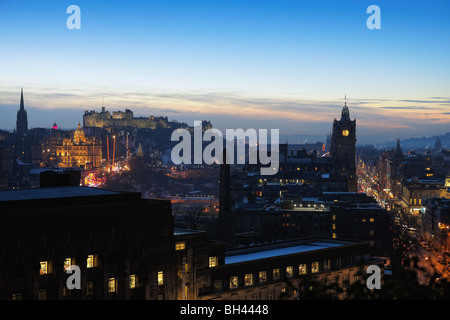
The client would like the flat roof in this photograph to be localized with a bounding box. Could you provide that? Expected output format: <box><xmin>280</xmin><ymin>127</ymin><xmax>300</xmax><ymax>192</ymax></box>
<box><xmin>0</xmin><ymin>186</ymin><xmax>122</xmax><ymax>202</ymax></box>
<box><xmin>225</xmin><ymin>239</ymin><xmax>353</xmax><ymax>265</ymax></box>
<box><xmin>173</xmin><ymin>228</ymin><xmax>206</xmax><ymax>236</ymax></box>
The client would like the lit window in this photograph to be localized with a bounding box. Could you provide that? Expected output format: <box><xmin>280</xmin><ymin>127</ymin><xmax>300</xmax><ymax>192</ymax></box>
<box><xmin>286</xmin><ymin>266</ymin><xmax>293</xmax><ymax>278</ymax></box>
<box><xmin>369</xmin><ymin>218</ymin><xmax>374</xmax><ymax>223</ymax></box>
<box><xmin>175</xmin><ymin>241</ymin><xmax>185</xmax><ymax>251</ymax></box>
<box><xmin>259</xmin><ymin>271</ymin><xmax>267</xmax><ymax>283</ymax></box>
<box><xmin>40</xmin><ymin>261</ymin><xmax>48</xmax><ymax>275</ymax></box>
<box><xmin>158</xmin><ymin>271</ymin><xmax>164</xmax><ymax>286</ymax></box>
<box><xmin>129</xmin><ymin>274</ymin><xmax>137</xmax><ymax>289</ymax></box>
<box><xmin>244</xmin><ymin>273</ymin><xmax>253</xmax><ymax>286</ymax></box>
<box><xmin>311</xmin><ymin>261</ymin><xmax>319</xmax><ymax>273</ymax></box>
<box><xmin>299</xmin><ymin>264</ymin><xmax>307</xmax><ymax>275</ymax></box>
<box><xmin>63</xmin><ymin>258</ymin><xmax>72</xmax><ymax>272</ymax></box>
<box><xmin>273</xmin><ymin>268</ymin><xmax>280</xmax><ymax>280</ymax></box>
<box><xmin>87</xmin><ymin>255</ymin><xmax>94</xmax><ymax>268</ymax></box>
<box><xmin>332</xmin><ymin>233</ymin><xmax>337</xmax><ymax>239</ymax></box>
<box><xmin>12</xmin><ymin>293</ymin><xmax>22</xmax><ymax>300</ymax></box>
<box><xmin>209</xmin><ymin>256</ymin><xmax>218</xmax><ymax>268</ymax></box>
<box><xmin>323</xmin><ymin>259</ymin><xmax>331</xmax><ymax>270</ymax></box>
<box><xmin>229</xmin><ymin>276</ymin><xmax>238</xmax><ymax>289</ymax></box>
<box><xmin>108</xmin><ymin>278</ymin><xmax>116</xmax><ymax>293</ymax></box>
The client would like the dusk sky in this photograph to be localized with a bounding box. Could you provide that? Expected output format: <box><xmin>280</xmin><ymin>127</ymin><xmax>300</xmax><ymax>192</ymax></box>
<box><xmin>1</xmin><ymin>0</ymin><xmax>449</xmax><ymax>144</ymax></box>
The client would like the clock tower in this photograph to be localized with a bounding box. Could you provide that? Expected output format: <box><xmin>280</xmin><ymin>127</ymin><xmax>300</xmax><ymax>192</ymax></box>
<box><xmin>330</xmin><ymin>99</ymin><xmax>357</xmax><ymax>192</ymax></box>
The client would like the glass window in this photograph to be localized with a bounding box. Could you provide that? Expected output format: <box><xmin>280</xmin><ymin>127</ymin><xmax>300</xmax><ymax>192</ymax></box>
<box><xmin>63</xmin><ymin>258</ymin><xmax>71</xmax><ymax>272</ymax></box>
<box><xmin>158</xmin><ymin>271</ymin><xmax>164</xmax><ymax>286</ymax></box>
<box><xmin>175</xmin><ymin>241</ymin><xmax>185</xmax><ymax>251</ymax></box>
<box><xmin>87</xmin><ymin>282</ymin><xmax>94</xmax><ymax>296</ymax></box>
<box><xmin>129</xmin><ymin>274</ymin><xmax>137</xmax><ymax>289</ymax></box>
<box><xmin>286</xmin><ymin>266</ymin><xmax>293</xmax><ymax>278</ymax></box>
<box><xmin>273</xmin><ymin>268</ymin><xmax>280</xmax><ymax>280</ymax></box>
<box><xmin>108</xmin><ymin>278</ymin><xmax>116</xmax><ymax>293</ymax></box>
<box><xmin>209</xmin><ymin>256</ymin><xmax>218</xmax><ymax>268</ymax></box>
<box><xmin>259</xmin><ymin>271</ymin><xmax>267</xmax><ymax>283</ymax></box>
<box><xmin>312</xmin><ymin>261</ymin><xmax>319</xmax><ymax>273</ymax></box>
<box><xmin>213</xmin><ymin>279</ymin><xmax>222</xmax><ymax>292</ymax></box>
<box><xmin>40</xmin><ymin>261</ymin><xmax>48</xmax><ymax>275</ymax></box>
<box><xmin>244</xmin><ymin>273</ymin><xmax>253</xmax><ymax>286</ymax></box>
<box><xmin>12</xmin><ymin>293</ymin><xmax>22</xmax><ymax>300</ymax></box>
<box><xmin>38</xmin><ymin>289</ymin><xmax>47</xmax><ymax>300</ymax></box>
<box><xmin>229</xmin><ymin>276</ymin><xmax>238</xmax><ymax>289</ymax></box>
<box><xmin>323</xmin><ymin>259</ymin><xmax>331</xmax><ymax>270</ymax></box>
<box><xmin>87</xmin><ymin>255</ymin><xmax>94</xmax><ymax>268</ymax></box>
<box><xmin>299</xmin><ymin>264</ymin><xmax>307</xmax><ymax>275</ymax></box>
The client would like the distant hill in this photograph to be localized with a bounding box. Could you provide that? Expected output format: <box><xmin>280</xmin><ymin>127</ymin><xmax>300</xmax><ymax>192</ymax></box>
<box><xmin>381</xmin><ymin>132</ymin><xmax>450</xmax><ymax>150</ymax></box>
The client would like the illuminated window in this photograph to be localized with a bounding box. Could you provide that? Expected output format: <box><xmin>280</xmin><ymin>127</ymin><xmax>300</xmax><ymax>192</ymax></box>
<box><xmin>63</xmin><ymin>258</ymin><xmax>72</xmax><ymax>272</ymax></box>
<box><xmin>209</xmin><ymin>256</ymin><xmax>218</xmax><ymax>268</ymax></box>
<box><xmin>229</xmin><ymin>276</ymin><xmax>238</xmax><ymax>289</ymax></box>
<box><xmin>286</xmin><ymin>266</ymin><xmax>293</xmax><ymax>278</ymax></box>
<box><xmin>273</xmin><ymin>268</ymin><xmax>280</xmax><ymax>280</ymax></box>
<box><xmin>108</xmin><ymin>278</ymin><xmax>116</xmax><ymax>293</ymax></box>
<box><xmin>158</xmin><ymin>271</ymin><xmax>164</xmax><ymax>286</ymax></box>
<box><xmin>175</xmin><ymin>241</ymin><xmax>185</xmax><ymax>251</ymax></box>
<box><xmin>259</xmin><ymin>271</ymin><xmax>267</xmax><ymax>283</ymax></box>
<box><xmin>311</xmin><ymin>261</ymin><xmax>319</xmax><ymax>273</ymax></box>
<box><xmin>129</xmin><ymin>274</ymin><xmax>137</xmax><ymax>289</ymax></box>
<box><xmin>244</xmin><ymin>273</ymin><xmax>253</xmax><ymax>286</ymax></box>
<box><xmin>323</xmin><ymin>259</ymin><xmax>331</xmax><ymax>270</ymax></box>
<box><xmin>12</xmin><ymin>293</ymin><xmax>22</xmax><ymax>300</ymax></box>
<box><xmin>332</xmin><ymin>224</ymin><xmax>336</xmax><ymax>230</ymax></box>
<box><xmin>369</xmin><ymin>218</ymin><xmax>374</xmax><ymax>223</ymax></box>
<box><xmin>40</xmin><ymin>261</ymin><xmax>48</xmax><ymax>275</ymax></box>
<box><xmin>87</xmin><ymin>255</ymin><xmax>94</xmax><ymax>268</ymax></box>
<box><xmin>332</xmin><ymin>233</ymin><xmax>337</xmax><ymax>239</ymax></box>
<box><xmin>332</xmin><ymin>215</ymin><xmax>336</xmax><ymax>220</ymax></box>
<box><xmin>299</xmin><ymin>264</ymin><xmax>307</xmax><ymax>275</ymax></box>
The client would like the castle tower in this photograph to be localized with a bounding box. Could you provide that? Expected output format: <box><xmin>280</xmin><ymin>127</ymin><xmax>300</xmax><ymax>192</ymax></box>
<box><xmin>16</xmin><ymin>88</ymin><xmax>28</xmax><ymax>135</ymax></box>
<box><xmin>330</xmin><ymin>98</ymin><xmax>357</xmax><ymax>192</ymax></box>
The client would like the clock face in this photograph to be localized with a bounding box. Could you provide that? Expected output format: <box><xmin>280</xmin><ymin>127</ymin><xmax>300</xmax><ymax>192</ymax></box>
<box><xmin>342</xmin><ymin>130</ymin><xmax>349</xmax><ymax>137</ymax></box>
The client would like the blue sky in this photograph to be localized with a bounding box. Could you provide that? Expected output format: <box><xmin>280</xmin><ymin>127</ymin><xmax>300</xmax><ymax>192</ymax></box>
<box><xmin>0</xmin><ymin>0</ymin><xmax>449</xmax><ymax>144</ymax></box>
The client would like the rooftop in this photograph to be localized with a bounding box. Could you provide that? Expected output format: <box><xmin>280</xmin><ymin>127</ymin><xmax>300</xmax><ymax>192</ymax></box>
<box><xmin>0</xmin><ymin>186</ymin><xmax>122</xmax><ymax>202</ymax></box>
<box><xmin>225</xmin><ymin>238</ymin><xmax>355</xmax><ymax>265</ymax></box>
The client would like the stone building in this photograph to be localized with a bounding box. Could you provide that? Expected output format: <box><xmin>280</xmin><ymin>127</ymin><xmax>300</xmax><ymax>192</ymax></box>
<box><xmin>56</xmin><ymin>123</ymin><xmax>102</xmax><ymax>170</ymax></box>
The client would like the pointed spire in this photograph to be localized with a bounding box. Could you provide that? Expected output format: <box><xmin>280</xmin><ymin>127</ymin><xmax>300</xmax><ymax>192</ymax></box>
<box><xmin>20</xmin><ymin>87</ymin><xmax>24</xmax><ymax>111</ymax></box>
<box><xmin>394</xmin><ymin>138</ymin><xmax>403</xmax><ymax>157</ymax></box>
<box><xmin>341</xmin><ymin>94</ymin><xmax>350</xmax><ymax>122</ymax></box>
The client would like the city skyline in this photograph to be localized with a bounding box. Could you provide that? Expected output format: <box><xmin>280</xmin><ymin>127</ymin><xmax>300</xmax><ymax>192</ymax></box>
<box><xmin>1</xmin><ymin>0</ymin><xmax>449</xmax><ymax>144</ymax></box>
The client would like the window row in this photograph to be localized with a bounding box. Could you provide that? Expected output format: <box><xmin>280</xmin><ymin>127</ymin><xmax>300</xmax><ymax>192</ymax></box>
<box><xmin>216</xmin><ymin>259</ymin><xmax>351</xmax><ymax>291</ymax></box>
<box><xmin>40</xmin><ymin>255</ymin><xmax>100</xmax><ymax>275</ymax></box>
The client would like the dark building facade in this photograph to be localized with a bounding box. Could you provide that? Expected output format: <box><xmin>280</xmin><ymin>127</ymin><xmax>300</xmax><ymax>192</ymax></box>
<box><xmin>0</xmin><ymin>187</ymin><xmax>176</xmax><ymax>300</ymax></box>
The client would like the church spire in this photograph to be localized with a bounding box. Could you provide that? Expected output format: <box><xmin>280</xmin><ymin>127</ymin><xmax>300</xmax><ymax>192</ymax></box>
<box><xmin>20</xmin><ymin>87</ymin><xmax>24</xmax><ymax>111</ymax></box>
<box><xmin>16</xmin><ymin>87</ymin><xmax>28</xmax><ymax>134</ymax></box>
